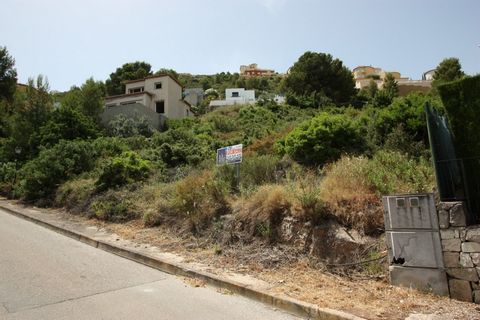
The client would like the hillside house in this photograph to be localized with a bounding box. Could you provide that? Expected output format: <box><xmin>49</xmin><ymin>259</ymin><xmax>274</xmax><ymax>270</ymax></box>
<box><xmin>209</xmin><ymin>88</ymin><xmax>256</xmax><ymax>108</ymax></box>
<box><xmin>102</xmin><ymin>74</ymin><xmax>192</xmax><ymax>130</ymax></box>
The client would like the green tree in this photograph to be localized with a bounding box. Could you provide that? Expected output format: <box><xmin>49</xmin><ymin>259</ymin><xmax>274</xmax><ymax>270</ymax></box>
<box><xmin>154</xmin><ymin>68</ymin><xmax>179</xmax><ymax>79</ymax></box>
<box><xmin>36</xmin><ymin>106</ymin><xmax>100</xmax><ymax>147</ymax></box>
<box><xmin>283</xmin><ymin>51</ymin><xmax>356</xmax><ymax>106</ymax></box>
<box><xmin>80</xmin><ymin>78</ymin><xmax>105</xmax><ymax>119</ymax></box>
<box><xmin>3</xmin><ymin>75</ymin><xmax>53</xmax><ymax>160</ymax></box>
<box><xmin>382</xmin><ymin>73</ymin><xmax>398</xmax><ymax>100</ymax></box>
<box><xmin>0</xmin><ymin>46</ymin><xmax>17</xmax><ymax>102</ymax></box>
<box><xmin>105</xmin><ymin>61</ymin><xmax>152</xmax><ymax>96</ymax></box>
<box><xmin>433</xmin><ymin>57</ymin><xmax>465</xmax><ymax>84</ymax></box>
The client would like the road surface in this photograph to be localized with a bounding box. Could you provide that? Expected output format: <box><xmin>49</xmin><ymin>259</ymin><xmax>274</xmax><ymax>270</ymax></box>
<box><xmin>0</xmin><ymin>208</ymin><xmax>300</xmax><ymax>320</ymax></box>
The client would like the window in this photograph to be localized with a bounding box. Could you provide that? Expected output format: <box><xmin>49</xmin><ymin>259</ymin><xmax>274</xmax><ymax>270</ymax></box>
<box><xmin>128</xmin><ymin>87</ymin><xmax>144</xmax><ymax>94</ymax></box>
<box><xmin>156</xmin><ymin>101</ymin><xmax>165</xmax><ymax>114</ymax></box>
<box><xmin>231</xmin><ymin>92</ymin><xmax>239</xmax><ymax>98</ymax></box>
<box><xmin>155</xmin><ymin>82</ymin><xmax>162</xmax><ymax>89</ymax></box>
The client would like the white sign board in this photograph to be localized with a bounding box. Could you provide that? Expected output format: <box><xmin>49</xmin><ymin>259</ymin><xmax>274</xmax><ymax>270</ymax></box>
<box><xmin>216</xmin><ymin>144</ymin><xmax>243</xmax><ymax>165</ymax></box>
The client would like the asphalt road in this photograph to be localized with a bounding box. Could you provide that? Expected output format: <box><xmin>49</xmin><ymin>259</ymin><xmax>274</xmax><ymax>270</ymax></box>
<box><xmin>0</xmin><ymin>209</ymin><xmax>300</xmax><ymax>320</ymax></box>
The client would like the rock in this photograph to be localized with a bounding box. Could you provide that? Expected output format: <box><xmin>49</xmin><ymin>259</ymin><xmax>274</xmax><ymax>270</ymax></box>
<box><xmin>309</xmin><ymin>220</ymin><xmax>366</xmax><ymax>263</ymax></box>
<box><xmin>474</xmin><ymin>290</ymin><xmax>480</xmax><ymax>304</ymax></box>
<box><xmin>471</xmin><ymin>253</ymin><xmax>480</xmax><ymax>266</ymax></box>
<box><xmin>443</xmin><ymin>252</ymin><xmax>459</xmax><ymax>268</ymax></box>
<box><xmin>462</xmin><ymin>242</ymin><xmax>480</xmax><ymax>253</ymax></box>
<box><xmin>278</xmin><ymin>216</ymin><xmax>309</xmax><ymax>249</ymax></box>
<box><xmin>466</xmin><ymin>229</ymin><xmax>480</xmax><ymax>243</ymax></box>
<box><xmin>440</xmin><ymin>229</ymin><xmax>455</xmax><ymax>239</ymax></box>
<box><xmin>460</xmin><ymin>253</ymin><xmax>474</xmax><ymax>267</ymax></box>
<box><xmin>438</xmin><ymin>210</ymin><xmax>450</xmax><ymax>229</ymax></box>
<box><xmin>449</xmin><ymin>279</ymin><xmax>473</xmax><ymax>302</ymax></box>
<box><xmin>446</xmin><ymin>267</ymin><xmax>479</xmax><ymax>282</ymax></box>
<box><xmin>450</xmin><ymin>203</ymin><xmax>467</xmax><ymax>227</ymax></box>
<box><xmin>442</xmin><ymin>238</ymin><xmax>461</xmax><ymax>252</ymax></box>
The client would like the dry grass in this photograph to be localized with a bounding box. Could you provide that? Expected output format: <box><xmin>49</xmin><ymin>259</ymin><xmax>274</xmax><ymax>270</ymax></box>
<box><xmin>320</xmin><ymin>156</ymin><xmax>384</xmax><ymax>235</ymax></box>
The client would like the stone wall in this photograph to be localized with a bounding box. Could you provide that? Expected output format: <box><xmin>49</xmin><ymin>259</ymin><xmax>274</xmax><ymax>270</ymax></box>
<box><xmin>438</xmin><ymin>201</ymin><xmax>480</xmax><ymax>303</ymax></box>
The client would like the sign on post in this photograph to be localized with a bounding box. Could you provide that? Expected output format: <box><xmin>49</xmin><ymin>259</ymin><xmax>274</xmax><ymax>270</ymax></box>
<box><xmin>216</xmin><ymin>144</ymin><xmax>243</xmax><ymax>166</ymax></box>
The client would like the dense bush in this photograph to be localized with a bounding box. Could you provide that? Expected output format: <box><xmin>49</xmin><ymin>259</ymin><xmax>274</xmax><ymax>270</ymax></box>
<box><xmin>0</xmin><ymin>162</ymin><xmax>16</xmax><ymax>195</ymax></box>
<box><xmin>96</xmin><ymin>151</ymin><xmax>151</xmax><ymax>191</ymax></box>
<box><xmin>108</xmin><ymin>114</ymin><xmax>154</xmax><ymax>138</ymax></box>
<box><xmin>437</xmin><ymin>75</ymin><xmax>480</xmax><ymax>157</ymax></box>
<box><xmin>16</xmin><ymin>140</ymin><xmax>96</xmax><ymax>201</ymax></box>
<box><xmin>36</xmin><ymin>106</ymin><xmax>100</xmax><ymax>147</ymax></box>
<box><xmin>360</xmin><ymin>92</ymin><xmax>441</xmax><ymax>151</ymax></box>
<box><xmin>276</xmin><ymin>112</ymin><xmax>363</xmax><ymax>165</ymax></box>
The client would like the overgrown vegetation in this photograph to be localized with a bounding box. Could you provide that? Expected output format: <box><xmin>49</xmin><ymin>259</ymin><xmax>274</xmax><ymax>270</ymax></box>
<box><xmin>3</xmin><ymin>47</ymin><xmax>461</xmax><ymax>263</ymax></box>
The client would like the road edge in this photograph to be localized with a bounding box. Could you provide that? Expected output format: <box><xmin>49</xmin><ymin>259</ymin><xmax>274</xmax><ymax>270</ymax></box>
<box><xmin>0</xmin><ymin>202</ymin><xmax>365</xmax><ymax>320</ymax></box>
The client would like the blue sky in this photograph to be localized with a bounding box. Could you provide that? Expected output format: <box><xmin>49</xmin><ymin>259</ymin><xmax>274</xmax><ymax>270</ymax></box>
<box><xmin>2</xmin><ymin>0</ymin><xmax>479</xmax><ymax>91</ymax></box>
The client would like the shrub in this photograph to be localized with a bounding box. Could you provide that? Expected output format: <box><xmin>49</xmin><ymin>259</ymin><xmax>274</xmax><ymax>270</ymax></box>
<box><xmin>171</xmin><ymin>170</ymin><xmax>230</xmax><ymax>232</ymax></box>
<box><xmin>36</xmin><ymin>106</ymin><xmax>100</xmax><ymax>148</ymax></box>
<box><xmin>91</xmin><ymin>136</ymin><xmax>129</xmax><ymax>158</ymax></box>
<box><xmin>54</xmin><ymin>178</ymin><xmax>96</xmax><ymax>213</ymax></box>
<box><xmin>16</xmin><ymin>140</ymin><xmax>96</xmax><ymax>201</ymax></box>
<box><xmin>215</xmin><ymin>154</ymin><xmax>281</xmax><ymax>192</ymax></box>
<box><xmin>276</xmin><ymin>112</ymin><xmax>363</xmax><ymax>165</ymax></box>
<box><xmin>287</xmin><ymin>171</ymin><xmax>325</xmax><ymax>221</ymax></box>
<box><xmin>90</xmin><ymin>191</ymin><xmax>135</xmax><ymax>222</ymax></box>
<box><xmin>365</xmin><ymin>150</ymin><xmax>434</xmax><ymax>195</ymax></box>
<box><xmin>96</xmin><ymin>151</ymin><xmax>151</xmax><ymax>191</ymax></box>
<box><xmin>320</xmin><ymin>151</ymin><xmax>435</xmax><ymax>235</ymax></box>
<box><xmin>236</xmin><ymin>184</ymin><xmax>291</xmax><ymax>242</ymax></box>
<box><xmin>437</xmin><ymin>75</ymin><xmax>480</xmax><ymax>158</ymax></box>
<box><xmin>0</xmin><ymin>162</ymin><xmax>16</xmax><ymax>195</ymax></box>
<box><xmin>108</xmin><ymin>114</ymin><xmax>154</xmax><ymax>138</ymax></box>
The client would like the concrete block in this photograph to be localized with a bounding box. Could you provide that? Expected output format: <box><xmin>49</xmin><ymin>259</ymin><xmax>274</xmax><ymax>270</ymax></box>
<box><xmin>462</xmin><ymin>241</ymin><xmax>480</xmax><ymax>253</ymax></box>
<box><xmin>389</xmin><ymin>266</ymin><xmax>449</xmax><ymax>296</ymax></box>
<box><xmin>460</xmin><ymin>253</ymin><xmax>474</xmax><ymax>268</ymax></box>
<box><xmin>446</xmin><ymin>267</ymin><xmax>479</xmax><ymax>282</ymax></box>
<box><xmin>438</xmin><ymin>210</ymin><xmax>450</xmax><ymax>229</ymax></box>
<box><xmin>387</xmin><ymin>231</ymin><xmax>444</xmax><ymax>268</ymax></box>
<box><xmin>449</xmin><ymin>279</ymin><xmax>472</xmax><ymax>302</ymax></box>
<box><xmin>440</xmin><ymin>229</ymin><xmax>455</xmax><ymax>240</ymax></box>
<box><xmin>472</xmin><ymin>282</ymin><xmax>480</xmax><ymax>290</ymax></box>
<box><xmin>438</xmin><ymin>202</ymin><xmax>455</xmax><ymax>212</ymax></box>
<box><xmin>471</xmin><ymin>253</ymin><xmax>480</xmax><ymax>266</ymax></box>
<box><xmin>443</xmin><ymin>252</ymin><xmax>459</xmax><ymax>268</ymax></box>
<box><xmin>474</xmin><ymin>290</ymin><xmax>480</xmax><ymax>304</ymax></box>
<box><xmin>442</xmin><ymin>238</ymin><xmax>461</xmax><ymax>252</ymax></box>
<box><xmin>450</xmin><ymin>203</ymin><xmax>467</xmax><ymax>227</ymax></box>
<box><xmin>466</xmin><ymin>228</ymin><xmax>480</xmax><ymax>243</ymax></box>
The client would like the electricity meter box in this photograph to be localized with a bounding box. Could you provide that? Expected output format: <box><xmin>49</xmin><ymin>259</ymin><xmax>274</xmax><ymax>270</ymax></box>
<box><xmin>383</xmin><ymin>193</ymin><xmax>448</xmax><ymax>296</ymax></box>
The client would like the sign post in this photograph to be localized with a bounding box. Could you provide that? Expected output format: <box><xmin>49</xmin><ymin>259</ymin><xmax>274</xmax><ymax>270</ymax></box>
<box><xmin>216</xmin><ymin>144</ymin><xmax>243</xmax><ymax>190</ymax></box>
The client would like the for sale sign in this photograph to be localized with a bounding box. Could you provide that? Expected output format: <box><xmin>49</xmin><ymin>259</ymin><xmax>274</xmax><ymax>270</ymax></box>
<box><xmin>216</xmin><ymin>144</ymin><xmax>243</xmax><ymax>165</ymax></box>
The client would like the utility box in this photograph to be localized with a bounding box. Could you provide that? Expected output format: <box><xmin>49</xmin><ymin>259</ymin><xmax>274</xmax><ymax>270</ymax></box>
<box><xmin>383</xmin><ymin>193</ymin><xmax>449</xmax><ymax>296</ymax></box>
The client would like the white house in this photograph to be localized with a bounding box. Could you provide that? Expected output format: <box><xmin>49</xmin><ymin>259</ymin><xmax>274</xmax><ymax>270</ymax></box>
<box><xmin>209</xmin><ymin>88</ymin><xmax>256</xmax><ymax>108</ymax></box>
<box><xmin>102</xmin><ymin>74</ymin><xmax>192</xmax><ymax>130</ymax></box>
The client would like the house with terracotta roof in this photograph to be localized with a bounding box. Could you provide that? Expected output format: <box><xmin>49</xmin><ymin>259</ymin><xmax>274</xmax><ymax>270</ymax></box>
<box><xmin>352</xmin><ymin>65</ymin><xmax>433</xmax><ymax>96</ymax></box>
<box><xmin>240</xmin><ymin>63</ymin><xmax>276</xmax><ymax>78</ymax></box>
<box><xmin>102</xmin><ymin>74</ymin><xmax>192</xmax><ymax>130</ymax></box>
